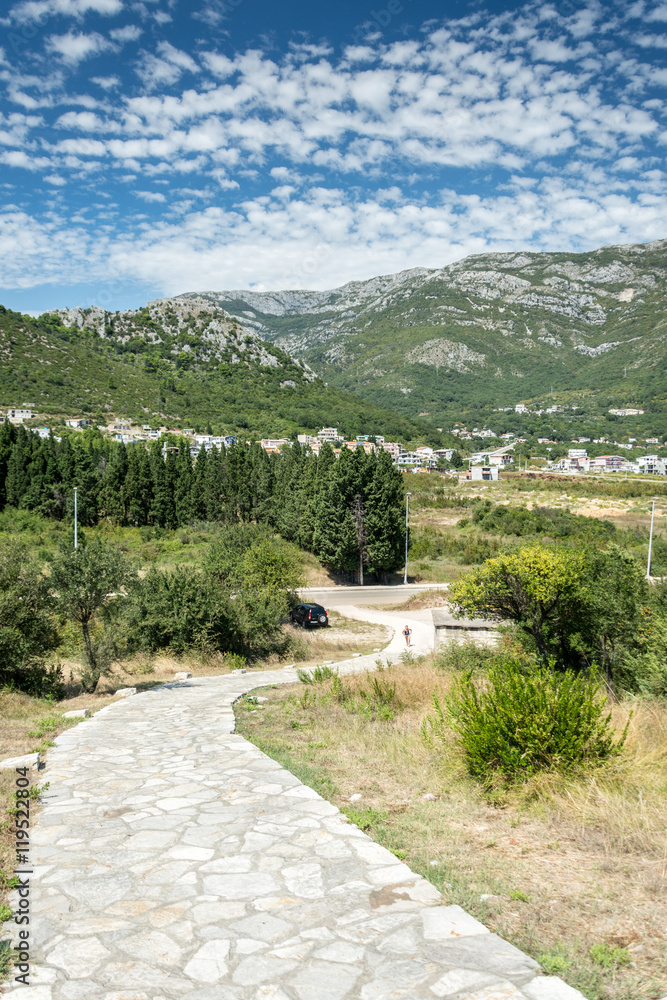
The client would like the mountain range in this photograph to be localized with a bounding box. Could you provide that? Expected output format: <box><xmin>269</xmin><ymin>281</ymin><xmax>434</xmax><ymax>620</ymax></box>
<box><xmin>181</xmin><ymin>239</ymin><xmax>667</xmax><ymax>421</ymax></box>
<box><xmin>0</xmin><ymin>297</ymin><xmax>436</xmax><ymax>441</ymax></box>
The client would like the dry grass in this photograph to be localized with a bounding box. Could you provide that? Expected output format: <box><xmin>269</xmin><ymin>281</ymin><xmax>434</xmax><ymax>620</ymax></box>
<box><xmin>235</xmin><ymin>657</ymin><xmax>667</xmax><ymax>1000</ymax></box>
<box><xmin>259</xmin><ymin>612</ymin><xmax>392</xmax><ymax>671</ymax></box>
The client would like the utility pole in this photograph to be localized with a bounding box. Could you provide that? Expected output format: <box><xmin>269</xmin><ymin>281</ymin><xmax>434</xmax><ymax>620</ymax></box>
<box><xmin>404</xmin><ymin>492</ymin><xmax>412</xmax><ymax>585</ymax></box>
<box><xmin>73</xmin><ymin>487</ymin><xmax>78</xmax><ymax>550</ymax></box>
<box><xmin>647</xmin><ymin>496</ymin><xmax>658</xmax><ymax>579</ymax></box>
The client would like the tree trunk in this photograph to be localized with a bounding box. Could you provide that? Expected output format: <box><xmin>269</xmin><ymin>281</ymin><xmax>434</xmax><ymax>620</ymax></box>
<box><xmin>81</xmin><ymin>618</ymin><xmax>100</xmax><ymax>693</ymax></box>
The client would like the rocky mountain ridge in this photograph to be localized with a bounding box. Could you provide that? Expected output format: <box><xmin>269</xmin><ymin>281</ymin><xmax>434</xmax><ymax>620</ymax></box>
<box><xmin>1</xmin><ymin>297</ymin><xmax>436</xmax><ymax>441</ymax></box>
<box><xmin>181</xmin><ymin>239</ymin><xmax>666</xmax><ymax>417</ymax></box>
<box><xmin>50</xmin><ymin>296</ymin><xmax>317</xmax><ymax>382</ymax></box>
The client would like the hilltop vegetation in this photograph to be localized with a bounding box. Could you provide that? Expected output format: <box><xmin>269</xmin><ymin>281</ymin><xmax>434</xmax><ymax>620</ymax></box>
<box><xmin>0</xmin><ymin>300</ymin><xmax>440</xmax><ymax>443</ymax></box>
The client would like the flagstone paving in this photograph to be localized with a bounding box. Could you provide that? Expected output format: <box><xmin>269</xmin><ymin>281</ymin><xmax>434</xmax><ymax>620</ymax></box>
<box><xmin>2</xmin><ymin>613</ymin><xmax>585</xmax><ymax>1000</ymax></box>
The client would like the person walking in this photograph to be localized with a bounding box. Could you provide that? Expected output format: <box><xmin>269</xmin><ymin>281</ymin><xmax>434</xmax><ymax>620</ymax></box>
<box><xmin>402</xmin><ymin>624</ymin><xmax>412</xmax><ymax>647</ymax></box>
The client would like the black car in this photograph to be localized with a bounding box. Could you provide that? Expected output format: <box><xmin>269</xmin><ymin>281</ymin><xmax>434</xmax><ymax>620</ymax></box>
<box><xmin>290</xmin><ymin>603</ymin><xmax>329</xmax><ymax>628</ymax></box>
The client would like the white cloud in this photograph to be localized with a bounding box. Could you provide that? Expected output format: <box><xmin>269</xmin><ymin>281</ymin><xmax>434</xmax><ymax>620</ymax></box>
<box><xmin>2</xmin><ymin>177</ymin><xmax>666</xmax><ymax>295</ymax></box>
<box><xmin>8</xmin><ymin>0</ymin><xmax>122</xmax><ymax>23</ymax></box>
<box><xmin>109</xmin><ymin>24</ymin><xmax>141</xmax><ymax>42</ymax></box>
<box><xmin>135</xmin><ymin>41</ymin><xmax>199</xmax><ymax>90</ymax></box>
<box><xmin>91</xmin><ymin>75</ymin><xmax>120</xmax><ymax>89</ymax></box>
<box><xmin>135</xmin><ymin>190</ymin><xmax>166</xmax><ymax>202</ymax></box>
<box><xmin>634</xmin><ymin>32</ymin><xmax>667</xmax><ymax>46</ymax></box>
<box><xmin>46</xmin><ymin>30</ymin><xmax>115</xmax><ymax>65</ymax></box>
<box><xmin>0</xmin><ymin>0</ymin><xmax>664</xmax><ymax>299</ymax></box>
<box><xmin>0</xmin><ymin>149</ymin><xmax>53</xmax><ymax>169</ymax></box>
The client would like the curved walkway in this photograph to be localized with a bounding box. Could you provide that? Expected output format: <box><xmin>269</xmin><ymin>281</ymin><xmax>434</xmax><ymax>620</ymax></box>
<box><xmin>2</xmin><ymin>614</ymin><xmax>584</xmax><ymax>1000</ymax></box>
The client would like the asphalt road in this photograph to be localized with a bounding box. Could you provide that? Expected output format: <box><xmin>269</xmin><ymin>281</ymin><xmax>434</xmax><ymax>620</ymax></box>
<box><xmin>300</xmin><ymin>583</ymin><xmax>449</xmax><ymax>607</ymax></box>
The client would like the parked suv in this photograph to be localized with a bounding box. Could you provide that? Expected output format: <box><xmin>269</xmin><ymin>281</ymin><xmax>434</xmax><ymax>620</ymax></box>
<box><xmin>290</xmin><ymin>603</ymin><xmax>329</xmax><ymax>628</ymax></box>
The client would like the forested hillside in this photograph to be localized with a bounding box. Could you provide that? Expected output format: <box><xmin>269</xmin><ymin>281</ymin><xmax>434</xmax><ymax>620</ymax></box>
<box><xmin>188</xmin><ymin>239</ymin><xmax>667</xmax><ymax>421</ymax></box>
<box><xmin>0</xmin><ymin>424</ymin><xmax>405</xmax><ymax>578</ymax></box>
<box><xmin>0</xmin><ymin>299</ymin><xmax>438</xmax><ymax>443</ymax></box>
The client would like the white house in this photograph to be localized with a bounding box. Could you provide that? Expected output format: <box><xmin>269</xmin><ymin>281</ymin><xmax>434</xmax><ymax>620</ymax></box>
<box><xmin>638</xmin><ymin>455</ymin><xmax>667</xmax><ymax>475</ymax></box>
<box><xmin>317</xmin><ymin>427</ymin><xmax>342</xmax><ymax>443</ymax></box>
<box><xmin>467</xmin><ymin>466</ymin><xmax>499</xmax><ymax>481</ymax></box>
<box><xmin>592</xmin><ymin>455</ymin><xmax>624</xmax><ymax>471</ymax></box>
<box><xmin>7</xmin><ymin>408</ymin><xmax>33</xmax><ymax>423</ymax></box>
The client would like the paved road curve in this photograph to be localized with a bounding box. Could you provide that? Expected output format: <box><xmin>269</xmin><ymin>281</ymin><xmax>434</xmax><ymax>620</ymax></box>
<box><xmin>2</xmin><ymin>617</ymin><xmax>583</xmax><ymax>1000</ymax></box>
<box><xmin>301</xmin><ymin>584</ymin><xmax>449</xmax><ymax>608</ymax></box>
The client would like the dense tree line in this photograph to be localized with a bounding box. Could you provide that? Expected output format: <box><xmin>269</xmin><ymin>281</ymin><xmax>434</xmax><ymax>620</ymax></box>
<box><xmin>0</xmin><ymin>424</ymin><xmax>405</xmax><ymax>578</ymax></box>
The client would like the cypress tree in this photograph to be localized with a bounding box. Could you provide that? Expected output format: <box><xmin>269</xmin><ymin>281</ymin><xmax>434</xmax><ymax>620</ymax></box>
<box><xmin>0</xmin><ymin>421</ymin><xmax>16</xmax><ymax>509</ymax></box>
<box><xmin>190</xmin><ymin>446</ymin><xmax>208</xmax><ymax>522</ymax></box>
<box><xmin>98</xmin><ymin>443</ymin><xmax>128</xmax><ymax>524</ymax></box>
<box><xmin>174</xmin><ymin>438</ymin><xmax>194</xmax><ymax>526</ymax></box>
<box><xmin>149</xmin><ymin>441</ymin><xmax>176</xmax><ymax>528</ymax></box>
<box><xmin>5</xmin><ymin>426</ymin><xmax>32</xmax><ymax>508</ymax></box>
<box><xmin>203</xmin><ymin>445</ymin><xmax>223</xmax><ymax>521</ymax></box>
<box><xmin>365</xmin><ymin>449</ymin><xmax>405</xmax><ymax>576</ymax></box>
<box><xmin>124</xmin><ymin>445</ymin><xmax>153</xmax><ymax>526</ymax></box>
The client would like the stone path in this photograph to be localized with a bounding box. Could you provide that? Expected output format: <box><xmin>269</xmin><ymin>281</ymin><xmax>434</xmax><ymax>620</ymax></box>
<box><xmin>2</xmin><ymin>613</ymin><xmax>585</xmax><ymax>1000</ymax></box>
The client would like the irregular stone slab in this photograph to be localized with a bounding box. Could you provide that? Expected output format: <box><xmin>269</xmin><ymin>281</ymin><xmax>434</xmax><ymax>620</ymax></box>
<box><xmin>174</xmin><ymin>672</ymin><xmax>192</xmax><ymax>680</ymax></box>
<box><xmin>430</xmin><ymin>967</ymin><xmax>503</xmax><ymax>997</ymax></box>
<box><xmin>62</xmin><ymin>710</ymin><xmax>90</xmax><ymax>719</ymax></box>
<box><xmin>183</xmin><ymin>939</ymin><xmax>231</xmax><ymax>981</ymax></box>
<box><xmin>113</xmin><ymin>687</ymin><xmax>136</xmax><ymax>698</ymax></box>
<box><xmin>427</xmin><ymin>933</ymin><xmax>540</xmax><ymax>980</ymax></box>
<box><xmin>0</xmin><ymin>751</ymin><xmax>39</xmax><ymax>769</ymax></box>
<box><xmin>423</xmin><ymin>905</ymin><xmax>490</xmax><ymax>940</ymax></box>
<box><xmin>523</xmin><ymin>978</ymin><xmax>589</xmax><ymax>999</ymax></box>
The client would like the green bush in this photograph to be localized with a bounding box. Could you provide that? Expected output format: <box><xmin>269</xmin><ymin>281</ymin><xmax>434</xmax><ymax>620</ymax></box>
<box><xmin>123</xmin><ymin>566</ymin><xmax>290</xmax><ymax>661</ymax></box>
<box><xmin>0</xmin><ymin>540</ymin><xmax>62</xmax><ymax>696</ymax></box>
<box><xmin>297</xmin><ymin>664</ymin><xmax>337</xmax><ymax>684</ymax></box>
<box><xmin>618</xmin><ymin>614</ymin><xmax>667</xmax><ymax>698</ymax></box>
<box><xmin>424</xmin><ymin>658</ymin><xmax>628</xmax><ymax>780</ymax></box>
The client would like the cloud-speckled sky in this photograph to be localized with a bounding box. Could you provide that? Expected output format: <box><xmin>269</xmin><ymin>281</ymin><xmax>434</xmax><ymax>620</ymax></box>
<box><xmin>1</xmin><ymin>0</ymin><xmax>666</xmax><ymax>311</ymax></box>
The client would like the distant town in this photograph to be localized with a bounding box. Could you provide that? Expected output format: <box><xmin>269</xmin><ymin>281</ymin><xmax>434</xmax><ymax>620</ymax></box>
<box><xmin>2</xmin><ymin>405</ymin><xmax>666</xmax><ymax>477</ymax></box>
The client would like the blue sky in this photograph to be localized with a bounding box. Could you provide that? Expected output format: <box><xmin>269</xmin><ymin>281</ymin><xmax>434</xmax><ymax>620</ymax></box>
<box><xmin>0</xmin><ymin>0</ymin><xmax>665</xmax><ymax>313</ymax></box>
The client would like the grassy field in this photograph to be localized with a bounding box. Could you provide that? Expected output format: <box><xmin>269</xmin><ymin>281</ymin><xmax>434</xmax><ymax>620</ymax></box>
<box><xmin>403</xmin><ymin>470</ymin><xmax>667</xmax><ymax>583</ymax></box>
<box><xmin>235</xmin><ymin>651</ymin><xmax>667</xmax><ymax>1000</ymax></box>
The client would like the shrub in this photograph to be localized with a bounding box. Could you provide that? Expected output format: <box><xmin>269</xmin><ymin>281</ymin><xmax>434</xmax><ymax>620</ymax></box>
<box><xmin>0</xmin><ymin>540</ymin><xmax>61</xmax><ymax>696</ymax></box>
<box><xmin>123</xmin><ymin>567</ymin><xmax>290</xmax><ymax>661</ymax></box>
<box><xmin>297</xmin><ymin>665</ymin><xmax>337</xmax><ymax>684</ymax></box>
<box><xmin>589</xmin><ymin>943</ymin><xmax>632</xmax><ymax>969</ymax></box>
<box><xmin>424</xmin><ymin>658</ymin><xmax>628</xmax><ymax>780</ymax></box>
<box><xmin>434</xmin><ymin>640</ymin><xmax>498</xmax><ymax>673</ymax></box>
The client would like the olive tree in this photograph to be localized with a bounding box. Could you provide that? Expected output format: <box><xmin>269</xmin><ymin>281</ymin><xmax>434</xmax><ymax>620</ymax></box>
<box><xmin>50</xmin><ymin>538</ymin><xmax>134</xmax><ymax>692</ymax></box>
